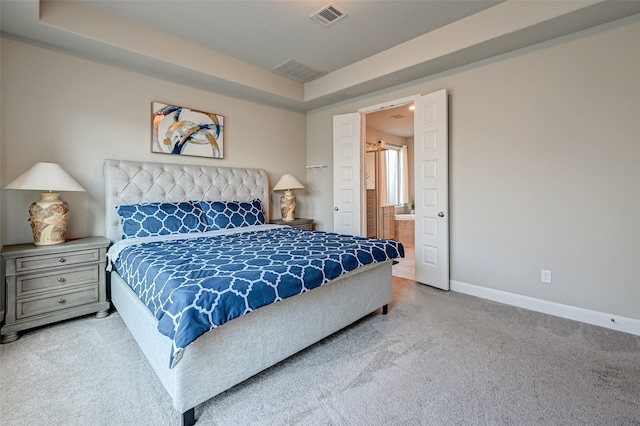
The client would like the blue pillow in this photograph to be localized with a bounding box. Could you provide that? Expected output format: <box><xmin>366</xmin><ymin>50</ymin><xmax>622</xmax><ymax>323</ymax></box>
<box><xmin>200</xmin><ymin>199</ymin><xmax>265</xmax><ymax>231</ymax></box>
<box><xmin>116</xmin><ymin>201</ymin><xmax>207</xmax><ymax>239</ymax></box>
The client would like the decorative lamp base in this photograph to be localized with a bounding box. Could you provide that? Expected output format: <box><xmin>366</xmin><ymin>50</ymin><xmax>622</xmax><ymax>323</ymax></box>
<box><xmin>280</xmin><ymin>190</ymin><xmax>297</xmax><ymax>221</ymax></box>
<box><xmin>29</xmin><ymin>192</ymin><xmax>70</xmax><ymax>246</ymax></box>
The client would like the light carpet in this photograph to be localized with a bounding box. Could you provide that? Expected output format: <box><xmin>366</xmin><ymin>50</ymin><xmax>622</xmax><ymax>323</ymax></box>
<box><xmin>1</xmin><ymin>277</ymin><xmax>639</xmax><ymax>425</ymax></box>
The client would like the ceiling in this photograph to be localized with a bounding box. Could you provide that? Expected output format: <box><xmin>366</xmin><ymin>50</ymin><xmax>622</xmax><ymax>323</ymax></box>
<box><xmin>85</xmin><ymin>0</ymin><xmax>504</xmax><ymax>79</ymax></box>
<box><xmin>2</xmin><ymin>1</ymin><xmax>640</xmax><ymax>133</ymax></box>
<box><xmin>366</xmin><ymin>104</ymin><xmax>415</xmax><ymax>139</ymax></box>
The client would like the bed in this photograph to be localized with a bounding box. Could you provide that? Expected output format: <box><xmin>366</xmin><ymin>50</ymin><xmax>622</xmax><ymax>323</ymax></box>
<box><xmin>103</xmin><ymin>159</ymin><xmax>402</xmax><ymax>426</ymax></box>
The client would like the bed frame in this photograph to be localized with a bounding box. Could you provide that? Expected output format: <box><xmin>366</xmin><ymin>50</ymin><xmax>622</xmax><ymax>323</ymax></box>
<box><xmin>104</xmin><ymin>159</ymin><xmax>393</xmax><ymax>426</ymax></box>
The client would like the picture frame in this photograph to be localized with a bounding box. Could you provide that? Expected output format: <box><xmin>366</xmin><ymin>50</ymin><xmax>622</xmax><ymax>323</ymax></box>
<box><xmin>151</xmin><ymin>102</ymin><xmax>224</xmax><ymax>159</ymax></box>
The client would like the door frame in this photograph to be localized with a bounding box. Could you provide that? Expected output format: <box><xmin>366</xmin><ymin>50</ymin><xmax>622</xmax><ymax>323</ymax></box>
<box><xmin>358</xmin><ymin>95</ymin><xmax>419</xmax><ymax>115</ymax></box>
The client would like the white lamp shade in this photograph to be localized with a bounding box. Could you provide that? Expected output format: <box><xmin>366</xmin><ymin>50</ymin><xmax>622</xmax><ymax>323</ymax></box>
<box><xmin>4</xmin><ymin>162</ymin><xmax>85</xmax><ymax>192</ymax></box>
<box><xmin>273</xmin><ymin>174</ymin><xmax>304</xmax><ymax>191</ymax></box>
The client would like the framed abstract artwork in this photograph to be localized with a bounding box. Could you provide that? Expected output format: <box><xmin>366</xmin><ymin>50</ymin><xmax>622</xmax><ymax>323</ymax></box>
<box><xmin>152</xmin><ymin>102</ymin><xmax>224</xmax><ymax>159</ymax></box>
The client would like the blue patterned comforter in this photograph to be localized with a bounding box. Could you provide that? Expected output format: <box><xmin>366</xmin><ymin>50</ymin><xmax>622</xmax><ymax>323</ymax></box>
<box><xmin>108</xmin><ymin>225</ymin><xmax>404</xmax><ymax>367</ymax></box>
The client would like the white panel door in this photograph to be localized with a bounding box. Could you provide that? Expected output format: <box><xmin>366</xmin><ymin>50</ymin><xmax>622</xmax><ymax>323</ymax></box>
<box><xmin>414</xmin><ymin>89</ymin><xmax>449</xmax><ymax>290</ymax></box>
<box><xmin>333</xmin><ymin>113</ymin><xmax>362</xmax><ymax>236</ymax></box>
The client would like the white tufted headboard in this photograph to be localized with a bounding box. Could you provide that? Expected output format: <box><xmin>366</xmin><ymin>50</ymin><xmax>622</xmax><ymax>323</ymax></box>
<box><xmin>104</xmin><ymin>159</ymin><xmax>270</xmax><ymax>242</ymax></box>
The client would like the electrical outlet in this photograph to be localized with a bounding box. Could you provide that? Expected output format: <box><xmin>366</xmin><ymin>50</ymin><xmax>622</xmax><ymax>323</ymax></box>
<box><xmin>541</xmin><ymin>269</ymin><xmax>552</xmax><ymax>283</ymax></box>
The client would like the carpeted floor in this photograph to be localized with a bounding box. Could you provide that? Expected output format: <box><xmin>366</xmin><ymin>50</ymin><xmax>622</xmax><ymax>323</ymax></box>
<box><xmin>1</xmin><ymin>277</ymin><xmax>639</xmax><ymax>426</ymax></box>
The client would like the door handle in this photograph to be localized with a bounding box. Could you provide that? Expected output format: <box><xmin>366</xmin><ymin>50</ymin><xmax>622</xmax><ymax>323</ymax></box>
<box><xmin>334</xmin><ymin>207</ymin><xmax>339</xmax><ymax>211</ymax></box>
<box><xmin>438</xmin><ymin>212</ymin><xmax>445</xmax><ymax>217</ymax></box>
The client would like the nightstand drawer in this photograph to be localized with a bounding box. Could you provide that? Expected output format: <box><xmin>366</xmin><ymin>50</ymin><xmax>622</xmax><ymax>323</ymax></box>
<box><xmin>17</xmin><ymin>265</ymin><xmax>100</xmax><ymax>296</ymax></box>
<box><xmin>16</xmin><ymin>285</ymin><xmax>99</xmax><ymax>319</ymax></box>
<box><xmin>292</xmin><ymin>223</ymin><xmax>312</xmax><ymax>230</ymax></box>
<box><xmin>15</xmin><ymin>249</ymin><xmax>101</xmax><ymax>273</ymax></box>
<box><xmin>270</xmin><ymin>218</ymin><xmax>313</xmax><ymax>230</ymax></box>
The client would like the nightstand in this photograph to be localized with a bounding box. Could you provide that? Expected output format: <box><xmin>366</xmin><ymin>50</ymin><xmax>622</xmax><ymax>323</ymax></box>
<box><xmin>1</xmin><ymin>236</ymin><xmax>111</xmax><ymax>343</ymax></box>
<box><xmin>270</xmin><ymin>218</ymin><xmax>314</xmax><ymax>230</ymax></box>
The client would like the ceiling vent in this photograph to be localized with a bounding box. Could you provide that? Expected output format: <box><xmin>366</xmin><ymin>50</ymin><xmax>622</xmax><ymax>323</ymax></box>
<box><xmin>310</xmin><ymin>3</ymin><xmax>347</xmax><ymax>26</ymax></box>
<box><xmin>272</xmin><ymin>59</ymin><xmax>327</xmax><ymax>83</ymax></box>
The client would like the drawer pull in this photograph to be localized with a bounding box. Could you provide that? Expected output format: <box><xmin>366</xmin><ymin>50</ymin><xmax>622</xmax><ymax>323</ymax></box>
<box><xmin>58</xmin><ymin>298</ymin><xmax>66</xmax><ymax>304</ymax></box>
<box><xmin>58</xmin><ymin>257</ymin><xmax>66</xmax><ymax>263</ymax></box>
<box><xmin>58</xmin><ymin>277</ymin><xmax>66</xmax><ymax>283</ymax></box>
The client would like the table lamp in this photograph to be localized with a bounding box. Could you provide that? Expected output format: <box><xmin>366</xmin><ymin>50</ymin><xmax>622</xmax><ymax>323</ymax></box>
<box><xmin>4</xmin><ymin>162</ymin><xmax>86</xmax><ymax>245</ymax></box>
<box><xmin>273</xmin><ymin>174</ymin><xmax>304</xmax><ymax>221</ymax></box>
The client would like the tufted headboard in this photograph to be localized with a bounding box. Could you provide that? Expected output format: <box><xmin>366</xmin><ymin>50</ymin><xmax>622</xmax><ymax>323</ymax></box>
<box><xmin>104</xmin><ymin>159</ymin><xmax>270</xmax><ymax>242</ymax></box>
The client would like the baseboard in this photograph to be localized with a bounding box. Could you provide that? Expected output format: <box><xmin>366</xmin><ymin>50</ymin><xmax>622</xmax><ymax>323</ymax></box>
<box><xmin>450</xmin><ymin>280</ymin><xmax>640</xmax><ymax>337</ymax></box>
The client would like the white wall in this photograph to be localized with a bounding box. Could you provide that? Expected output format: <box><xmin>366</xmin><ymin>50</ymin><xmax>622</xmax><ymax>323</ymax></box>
<box><xmin>306</xmin><ymin>15</ymin><xmax>640</xmax><ymax>322</ymax></box>
<box><xmin>0</xmin><ymin>37</ymin><xmax>307</xmax><ymax>245</ymax></box>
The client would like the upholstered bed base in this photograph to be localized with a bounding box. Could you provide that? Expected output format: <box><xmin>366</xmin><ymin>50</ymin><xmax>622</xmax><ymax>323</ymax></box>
<box><xmin>111</xmin><ymin>261</ymin><xmax>392</xmax><ymax>424</ymax></box>
<box><xmin>103</xmin><ymin>159</ymin><xmax>393</xmax><ymax>425</ymax></box>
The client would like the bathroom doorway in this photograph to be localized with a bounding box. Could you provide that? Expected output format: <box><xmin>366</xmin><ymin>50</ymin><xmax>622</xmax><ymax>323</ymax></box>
<box><xmin>364</xmin><ymin>104</ymin><xmax>415</xmax><ymax>280</ymax></box>
<box><xmin>334</xmin><ymin>89</ymin><xmax>449</xmax><ymax>288</ymax></box>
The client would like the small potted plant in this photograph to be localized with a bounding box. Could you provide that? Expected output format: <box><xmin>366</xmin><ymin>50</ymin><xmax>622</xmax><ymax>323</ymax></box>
<box><xmin>410</xmin><ymin>199</ymin><xmax>415</xmax><ymax>214</ymax></box>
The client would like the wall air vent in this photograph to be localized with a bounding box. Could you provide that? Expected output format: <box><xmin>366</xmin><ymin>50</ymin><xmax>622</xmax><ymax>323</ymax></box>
<box><xmin>272</xmin><ymin>58</ymin><xmax>327</xmax><ymax>83</ymax></box>
<box><xmin>390</xmin><ymin>114</ymin><xmax>406</xmax><ymax>119</ymax></box>
<box><xmin>310</xmin><ymin>3</ymin><xmax>347</xmax><ymax>26</ymax></box>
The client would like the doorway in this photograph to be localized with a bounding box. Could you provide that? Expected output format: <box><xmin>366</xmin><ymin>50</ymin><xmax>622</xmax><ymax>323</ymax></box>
<box><xmin>363</xmin><ymin>103</ymin><xmax>415</xmax><ymax>236</ymax></box>
<box><xmin>333</xmin><ymin>89</ymin><xmax>449</xmax><ymax>290</ymax></box>
<box><xmin>363</xmin><ymin>105</ymin><xmax>416</xmax><ymax>280</ymax></box>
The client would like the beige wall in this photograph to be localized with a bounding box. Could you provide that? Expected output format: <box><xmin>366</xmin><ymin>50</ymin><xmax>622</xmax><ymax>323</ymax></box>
<box><xmin>307</xmin><ymin>16</ymin><xmax>640</xmax><ymax>320</ymax></box>
<box><xmin>0</xmin><ymin>37</ymin><xmax>306</xmax><ymax>245</ymax></box>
